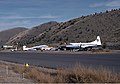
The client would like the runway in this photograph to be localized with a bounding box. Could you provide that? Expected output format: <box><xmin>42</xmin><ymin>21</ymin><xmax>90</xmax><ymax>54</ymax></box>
<box><xmin>0</xmin><ymin>51</ymin><xmax>119</xmax><ymax>72</ymax></box>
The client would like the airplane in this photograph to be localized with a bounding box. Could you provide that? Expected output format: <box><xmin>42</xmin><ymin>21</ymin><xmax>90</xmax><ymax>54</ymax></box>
<box><xmin>23</xmin><ymin>45</ymin><xmax>36</xmax><ymax>51</ymax></box>
<box><xmin>60</xmin><ymin>36</ymin><xmax>102</xmax><ymax>50</ymax></box>
<box><xmin>23</xmin><ymin>45</ymin><xmax>53</xmax><ymax>51</ymax></box>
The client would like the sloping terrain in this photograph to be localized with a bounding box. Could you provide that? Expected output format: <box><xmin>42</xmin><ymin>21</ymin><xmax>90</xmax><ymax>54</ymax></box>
<box><xmin>7</xmin><ymin>9</ymin><xmax>120</xmax><ymax>49</ymax></box>
<box><xmin>0</xmin><ymin>27</ymin><xmax>27</xmax><ymax>46</ymax></box>
<box><xmin>7</xmin><ymin>21</ymin><xmax>59</xmax><ymax>46</ymax></box>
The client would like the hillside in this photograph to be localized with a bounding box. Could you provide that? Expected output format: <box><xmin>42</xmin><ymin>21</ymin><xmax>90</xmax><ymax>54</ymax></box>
<box><xmin>7</xmin><ymin>9</ymin><xmax>120</xmax><ymax>49</ymax></box>
<box><xmin>7</xmin><ymin>21</ymin><xmax>59</xmax><ymax>46</ymax></box>
<box><xmin>0</xmin><ymin>27</ymin><xmax>28</xmax><ymax>46</ymax></box>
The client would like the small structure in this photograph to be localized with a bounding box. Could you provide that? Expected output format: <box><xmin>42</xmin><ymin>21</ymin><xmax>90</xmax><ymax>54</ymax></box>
<box><xmin>2</xmin><ymin>45</ymin><xmax>13</xmax><ymax>49</ymax></box>
<box><xmin>2</xmin><ymin>45</ymin><xmax>17</xmax><ymax>51</ymax></box>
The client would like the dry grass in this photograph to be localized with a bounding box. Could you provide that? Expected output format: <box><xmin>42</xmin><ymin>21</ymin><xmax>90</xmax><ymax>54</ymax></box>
<box><xmin>12</xmin><ymin>65</ymin><xmax>54</xmax><ymax>83</ymax></box>
<box><xmin>25</xmin><ymin>68</ymin><xmax>54</xmax><ymax>83</ymax></box>
<box><xmin>56</xmin><ymin>64</ymin><xmax>120</xmax><ymax>83</ymax></box>
<box><xmin>12</xmin><ymin>64</ymin><xmax>120</xmax><ymax>83</ymax></box>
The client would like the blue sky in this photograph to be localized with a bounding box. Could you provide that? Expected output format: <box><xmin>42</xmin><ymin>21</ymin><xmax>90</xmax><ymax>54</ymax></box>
<box><xmin>0</xmin><ymin>0</ymin><xmax>120</xmax><ymax>31</ymax></box>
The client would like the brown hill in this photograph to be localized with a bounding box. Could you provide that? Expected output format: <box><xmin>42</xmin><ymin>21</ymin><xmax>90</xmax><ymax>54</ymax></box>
<box><xmin>0</xmin><ymin>27</ymin><xmax>28</xmax><ymax>46</ymax></box>
<box><xmin>7</xmin><ymin>21</ymin><xmax>59</xmax><ymax>46</ymax></box>
<box><xmin>7</xmin><ymin>9</ymin><xmax>120</xmax><ymax>49</ymax></box>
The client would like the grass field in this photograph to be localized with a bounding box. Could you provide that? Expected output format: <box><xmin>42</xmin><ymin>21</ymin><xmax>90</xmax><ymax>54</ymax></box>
<box><xmin>12</xmin><ymin>63</ymin><xmax>120</xmax><ymax>83</ymax></box>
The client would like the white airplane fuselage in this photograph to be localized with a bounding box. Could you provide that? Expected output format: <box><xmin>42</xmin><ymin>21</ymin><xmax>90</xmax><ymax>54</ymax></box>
<box><xmin>65</xmin><ymin>36</ymin><xmax>102</xmax><ymax>49</ymax></box>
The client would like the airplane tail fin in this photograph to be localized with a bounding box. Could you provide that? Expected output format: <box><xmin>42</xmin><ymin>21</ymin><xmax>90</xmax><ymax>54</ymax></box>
<box><xmin>96</xmin><ymin>36</ymin><xmax>102</xmax><ymax>46</ymax></box>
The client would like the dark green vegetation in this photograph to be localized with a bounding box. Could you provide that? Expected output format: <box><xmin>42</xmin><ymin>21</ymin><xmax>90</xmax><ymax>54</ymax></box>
<box><xmin>0</xmin><ymin>9</ymin><xmax>120</xmax><ymax>49</ymax></box>
<box><xmin>12</xmin><ymin>64</ymin><xmax>120</xmax><ymax>83</ymax></box>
